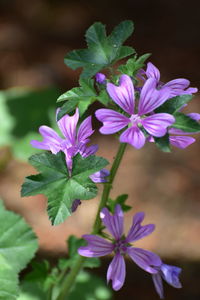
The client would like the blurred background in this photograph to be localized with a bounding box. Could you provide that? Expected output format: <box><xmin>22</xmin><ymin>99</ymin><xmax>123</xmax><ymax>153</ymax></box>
<box><xmin>0</xmin><ymin>0</ymin><xmax>200</xmax><ymax>299</ymax></box>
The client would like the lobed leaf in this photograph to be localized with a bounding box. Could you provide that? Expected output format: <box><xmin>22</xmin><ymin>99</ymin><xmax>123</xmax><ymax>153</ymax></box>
<box><xmin>64</xmin><ymin>21</ymin><xmax>135</xmax><ymax>78</ymax></box>
<box><xmin>21</xmin><ymin>152</ymin><xmax>109</xmax><ymax>225</ymax></box>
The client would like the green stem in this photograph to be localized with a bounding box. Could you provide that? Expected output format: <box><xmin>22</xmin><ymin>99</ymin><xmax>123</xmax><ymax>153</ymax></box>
<box><xmin>56</xmin><ymin>143</ymin><xmax>127</xmax><ymax>300</ymax></box>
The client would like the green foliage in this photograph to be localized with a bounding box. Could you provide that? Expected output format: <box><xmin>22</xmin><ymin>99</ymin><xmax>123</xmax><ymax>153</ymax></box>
<box><xmin>118</xmin><ymin>53</ymin><xmax>151</xmax><ymax>76</ymax></box>
<box><xmin>21</xmin><ymin>152</ymin><xmax>109</xmax><ymax>225</ymax></box>
<box><xmin>155</xmin><ymin>94</ymin><xmax>193</xmax><ymax>114</ymax></box>
<box><xmin>154</xmin><ymin>134</ymin><xmax>171</xmax><ymax>153</ymax></box>
<box><xmin>0</xmin><ymin>254</ymin><xmax>19</xmax><ymax>300</ymax></box>
<box><xmin>0</xmin><ymin>87</ymin><xmax>60</xmax><ymax>161</ymax></box>
<box><xmin>67</xmin><ymin>271</ymin><xmax>112</xmax><ymax>300</ymax></box>
<box><xmin>57</xmin><ymin>79</ymin><xmax>97</xmax><ymax>119</ymax></box>
<box><xmin>0</xmin><ymin>200</ymin><xmax>38</xmax><ymax>300</ymax></box>
<box><xmin>18</xmin><ymin>271</ymin><xmax>112</xmax><ymax>300</ymax></box>
<box><xmin>107</xmin><ymin>194</ymin><xmax>131</xmax><ymax>213</ymax></box>
<box><xmin>173</xmin><ymin>112</ymin><xmax>200</xmax><ymax>132</ymax></box>
<box><xmin>64</xmin><ymin>21</ymin><xmax>134</xmax><ymax>78</ymax></box>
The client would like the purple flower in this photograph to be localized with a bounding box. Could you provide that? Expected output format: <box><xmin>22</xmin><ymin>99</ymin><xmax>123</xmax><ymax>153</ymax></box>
<box><xmin>31</xmin><ymin>108</ymin><xmax>97</xmax><ymax>170</ymax></box>
<box><xmin>95</xmin><ymin>73</ymin><xmax>106</xmax><ymax>84</ymax></box>
<box><xmin>78</xmin><ymin>205</ymin><xmax>161</xmax><ymax>291</ymax></box>
<box><xmin>152</xmin><ymin>263</ymin><xmax>182</xmax><ymax>299</ymax></box>
<box><xmin>143</xmin><ymin>62</ymin><xmax>198</xmax><ymax>98</ymax></box>
<box><xmin>95</xmin><ymin>75</ymin><xmax>175</xmax><ymax>149</ymax></box>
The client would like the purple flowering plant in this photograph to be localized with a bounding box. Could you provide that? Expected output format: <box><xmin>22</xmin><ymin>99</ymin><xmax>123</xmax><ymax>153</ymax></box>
<box><xmin>20</xmin><ymin>20</ymin><xmax>200</xmax><ymax>300</ymax></box>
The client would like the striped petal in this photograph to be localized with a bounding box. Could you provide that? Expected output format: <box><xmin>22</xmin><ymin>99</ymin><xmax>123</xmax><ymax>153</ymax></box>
<box><xmin>57</xmin><ymin>108</ymin><xmax>79</xmax><ymax>145</ymax></box>
<box><xmin>141</xmin><ymin>113</ymin><xmax>175</xmax><ymax>137</ymax></box>
<box><xmin>100</xmin><ymin>205</ymin><xmax>124</xmax><ymax>240</ymax></box>
<box><xmin>107</xmin><ymin>75</ymin><xmax>135</xmax><ymax>114</ymax></box>
<box><xmin>107</xmin><ymin>253</ymin><xmax>126</xmax><ymax>291</ymax></box>
<box><xmin>119</xmin><ymin>126</ymin><xmax>146</xmax><ymax>149</ymax></box>
<box><xmin>126</xmin><ymin>212</ymin><xmax>155</xmax><ymax>243</ymax></box>
<box><xmin>127</xmin><ymin>247</ymin><xmax>161</xmax><ymax>274</ymax></box>
<box><xmin>78</xmin><ymin>234</ymin><xmax>114</xmax><ymax>257</ymax></box>
<box><xmin>95</xmin><ymin>109</ymin><xmax>129</xmax><ymax>134</ymax></box>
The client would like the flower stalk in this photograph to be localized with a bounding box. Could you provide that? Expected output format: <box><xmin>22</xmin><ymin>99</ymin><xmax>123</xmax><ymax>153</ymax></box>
<box><xmin>55</xmin><ymin>142</ymin><xmax>127</xmax><ymax>300</ymax></box>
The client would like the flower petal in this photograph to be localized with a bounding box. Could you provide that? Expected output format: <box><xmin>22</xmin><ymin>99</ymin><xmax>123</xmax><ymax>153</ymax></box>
<box><xmin>77</xmin><ymin>116</ymin><xmax>94</xmax><ymax>143</ymax></box>
<box><xmin>31</xmin><ymin>125</ymin><xmax>62</xmax><ymax>154</ymax></box>
<box><xmin>126</xmin><ymin>212</ymin><xmax>155</xmax><ymax>243</ymax></box>
<box><xmin>141</xmin><ymin>113</ymin><xmax>175</xmax><ymax>137</ymax></box>
<box><xmin>187</xmin><ymin>113</ymin><xmax>200</xmax><ymax>121</ymax></box>
<box><xmin>169</xmin><ymin>136</ymin><xmax>195</xmax><ymax>149</ymax></box>
<box><xmin>78</xmin><ymin>234</ymin><xmax>114</xmax><ymax>257</ymax></box>
<box><xmin>146</xmin><ymin>62</ymin><xmax>160</xmax><ymax>82</ymax></box>
<box><xmin>79</xmin><ymin>144</ymin><xmax>98</xmax><ymax>158</ymax></box>
<box><xmin>100</xmin><ymin>205</ymin><xmax>123</xmax><ymax>240</ymax></box>
<box><xmin>119</xmin><ymin>126</ymin><xmax>146</xmax><ymax>149</ymax></box>
<box><xmin>107</xmin><ymin>75</ymin><xmax>135</xmax><ymax>114</ymax></box>
<box><xmin>164</xmin><ymin>79</ymin><xmax>198</xmax><ymax>97</ymax></box>
<box><xmin>107</xmin><ymin>253</ymin><xmax>126</xmax><ymax>291</ymax></box>
<box><xmin>95</xmin><ymin>109</ymin><xmax>129</xmax><ymax>134</ymax></box>
<box><xmin>160</xmin><ymin>264</ymin><xmax>182</xmax><ymax>288</ymax></box>
<box><xmin>139</xmin><ymin>78</ymin><xmax>170</xmax><ymax>115</ymax></box>
<box><xmin>90</xmin><ymin>169</ymin><xmax>110</xmax><ymax>183</ymax></box>
<box><xmin>127</xmin><ymin>247</ymin><xmax>162</xmax><ymax>274</ymax></box>
<box><xmin>152</xmin><ymin>273</ymin><xmax>164</xmax><ymax>299</ymax></box>
<box><xmin>57</xmin><ymin>108</ymin><xmax>79</xmax><ymax>145</ymax></box>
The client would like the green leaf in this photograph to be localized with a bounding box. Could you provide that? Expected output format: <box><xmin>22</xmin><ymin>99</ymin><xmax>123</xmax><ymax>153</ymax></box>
<box><xmin>57</xmin><ymin>79</ymin><xmax>97</xmax><ymax>118</ymax></box>
<box><xmin>173</xmin><ymin>112</ymin><xmax>200</xmax><ymax>132</ymax></box>
<box><xmin>21</xmin><ymin>152</ymin><xmax>108</xmax><ymax>225</ymax></box>
<box><xmin>0</xmin><ymin>254</ymin><xmax>19</xmax><ymax>300</ymax></box>
<box><xmin>96</xmin><ymin>90</ymin><xmax>110</xmax><ymax>106</ymax></box>
<box><xmin>64</xmin><ymin>21</ymin><xmax>134</xmax><ymax>78</ymax></box>
<box><xmin>118</xmin><ymin>53</ymin><xmax>151</xmax><ymax>76</ymax></box>
<box><xmin>0</xmin><ymin>200</ymin><xmax>38</xmax><ymax>300</ymax></box>
<box><xmin>154</xmin><ymin>134</ymin><xmax>171</xmax><ymax>152</ymax></box>
<box><xmin>57</xmin><ymin>99</ymin><xmax>79</xmax><ymax>120</ymax></box>
<box><xmin>107</xmin><ymin>194</ymin><xmax>131</xmax><ymax>213</ymax></box>
<box><xmin>155</xmin><ymin>94</ymin><xmax>193</xmax><ymax>114</ymax></box>
<box><xmin>19</xmin><ymin>271</ymin><xmax>112</xmax><ymax>300</ymax></box>
<box><xmin>0</xmin><ymin>201</ymin><xmax>38</xmax><ymax>273</ymax></box>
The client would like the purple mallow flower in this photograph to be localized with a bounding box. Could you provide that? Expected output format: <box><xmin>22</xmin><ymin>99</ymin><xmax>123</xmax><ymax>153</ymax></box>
<box><xmin>78</xmin><ymin>204</ymin><xmax>161</xmax><ymax>291</ymax></box>
<box><xmin>31</xmin><ymin>108</ymin><xmax>97</xmax><ymax>171</ymax></box>
<box><xmin>152</xmin><ymin>263</ymin><xmax>182</xmax><ymax>299</ymax></box>
<box><xmin>139</xmin><ymin>62</ymin><xmax>198</xmax><ymax>98</ymax></box>
<box><xmin>95</xmin><ymin>75</ymin><xmax>175</xmax><ymax>149</ymax></box>
<box><xmin>95</xmin><ymin>73</ymin><xmax>106</xmax><ymax>84</ymax></box>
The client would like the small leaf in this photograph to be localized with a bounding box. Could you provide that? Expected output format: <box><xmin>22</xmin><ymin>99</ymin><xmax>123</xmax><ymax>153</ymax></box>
<box><xmin>155</xmin><ymin>94</ymin><xmax>193</xmax><ymax>114</ymax></box>
<box><xmin>154</xmin><ymin>134</ymin><xmax>171</xmax><ymax>152</ymax></box>
<box><xmin>173</xmin><ymin>112</ymin><xmax>200</xmax><ymax>132</ymax></box>
<box><xmin>107</xmin><ymin>194</ymin><xmax>131</xmax><ymax>213</ymax></box>
<box><xmin>57</xmin><ymin>79</ymin><xmax>97</xmax><ymax>119</ymax></box>
<box><xmin>97</xmin><ymin>90</ymin><xmax>110</xmax><ymax>106</ymax></box>
<box><xmin>118</xmin><ymin>53</ymin><xmax>151</xmax><ymax>76</ymax></box>
<box><xmin>64</xmin><ymin>21</ymin><xmax>134</xmax><ymax>78</ymax></box>
<box><xmin>57</xmin><ymin>99</ymin><xmax>79</xmax><ymax>120</ymax></box>
<box><xmin>21</xmin><ymin>152</ymin><xmax>108</xmax><ymax>225</ymax></box>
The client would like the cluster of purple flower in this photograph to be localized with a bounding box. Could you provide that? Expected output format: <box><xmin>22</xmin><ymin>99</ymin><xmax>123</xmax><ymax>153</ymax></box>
<box><xmin>95</xmin><ymin>62</ymin><xmax>199</xmax><ymax>149</ymax></box>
